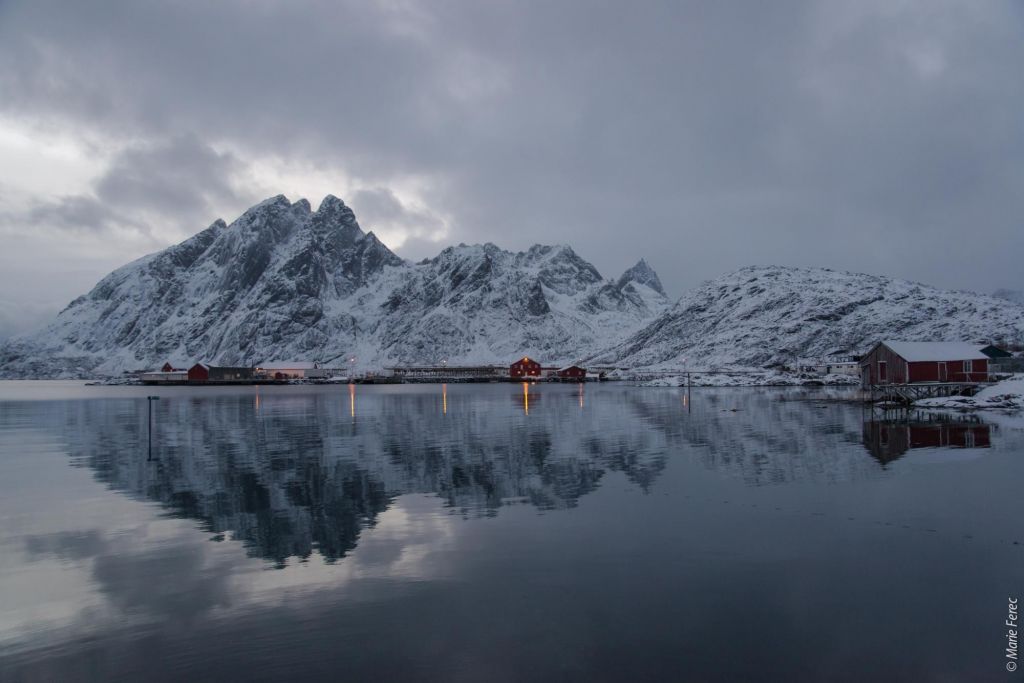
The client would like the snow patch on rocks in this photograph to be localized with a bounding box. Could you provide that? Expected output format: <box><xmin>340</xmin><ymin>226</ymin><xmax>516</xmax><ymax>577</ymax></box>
<box><xmin>915</xmin><ymin>375</ymin><xmax>1024</xmax><ymax>412</ymax></box>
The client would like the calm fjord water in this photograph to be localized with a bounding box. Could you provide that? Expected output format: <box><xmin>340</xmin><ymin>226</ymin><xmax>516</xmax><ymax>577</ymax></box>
<box><xmin>0</xmin><ymin>381</ymin><xmax>1020</xmax><ymax>682</ymax></box>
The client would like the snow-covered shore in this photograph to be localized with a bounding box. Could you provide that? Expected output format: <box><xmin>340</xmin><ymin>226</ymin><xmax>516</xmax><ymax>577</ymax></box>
<box><xmin>914</xmin><ymin>376</ymin><xmax>1024</xmax><ymax>412</ymax></box>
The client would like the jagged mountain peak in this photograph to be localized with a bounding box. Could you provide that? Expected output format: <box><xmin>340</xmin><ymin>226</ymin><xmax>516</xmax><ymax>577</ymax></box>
<box><xmin>617</xmin><ymin>258</ymin><xmax>665</xmax><ymax>295</ymax></box>
<box><xmin>514</xmin><ymin>244</ymin><xmax>603</xmax><ymax>296</ymax></box>
<box><xmin>315</xmin><ymin>194</ymin><xmax>356</xmax><ymax>221</ymax></box>
<box><xmin>247</xmin><ymin>193</ymin><xmax>293</xmax><ymax>212</ymax></box>
<box><xmin>309</xmin><ymin>195</ymin><xmax>364</xmax><ymax>246</ymax></box>
<box><xmin>0</xmin><ymin>194</ymin><xmax>668</xmax><ymax>377</ymax></box>
<box><xmin>522</xmin><ymin>243</ymin><xmax>583</xmax><ymax>263</ymax></box>
<box><xmin>318</xmin><ymin>193</ymin><xmax>347</xmax><ymax>208</ymax></box>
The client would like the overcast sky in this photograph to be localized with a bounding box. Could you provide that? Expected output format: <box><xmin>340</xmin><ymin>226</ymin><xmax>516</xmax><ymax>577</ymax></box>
<box><xmin>0</xmin><ymin>0</ymin><xmax>1021</xmax><ymax>338</ymax></box>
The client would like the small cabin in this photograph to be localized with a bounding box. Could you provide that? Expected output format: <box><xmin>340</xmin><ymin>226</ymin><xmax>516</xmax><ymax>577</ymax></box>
<box><xmin>859</xmin><ymin>341</ymin><xmax>989</xmax><ymax>387</ymax></box>
<box><xmin>510</xmin><ymin>357</ymin><xmax>542</xmax><ymax>379</ymax></box>
<box><xmin>557</xmin><ymin>365</ymin><xmax>587</xmax><ymax>381</ymax></box>
<box><xmin>188</xmin><ymin>363</ymin><xmax>254</xmax><ymax>382</ymax></box>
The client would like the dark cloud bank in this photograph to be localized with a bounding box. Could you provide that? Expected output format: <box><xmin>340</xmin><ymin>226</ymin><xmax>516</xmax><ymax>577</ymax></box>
<box><xmin>0</xmin><ymin>0</ymin><xmax>1021</xmax><ymax>338</ymax></box>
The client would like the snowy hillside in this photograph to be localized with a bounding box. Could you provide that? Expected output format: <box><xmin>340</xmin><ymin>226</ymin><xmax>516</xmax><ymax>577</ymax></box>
<box><xmin>591</xmin><ymin>265</ymin><xmax>1024</xmax><ymax>370</ymax></box>
<box><xmin>0</xmin><ymin>195</ymin><xmax>668</xmax><ymax>377</ymax></box>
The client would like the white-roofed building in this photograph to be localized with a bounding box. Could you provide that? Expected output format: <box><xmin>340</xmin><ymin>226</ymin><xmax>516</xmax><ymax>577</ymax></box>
<box><xmin>860</xmin><ymin>341</ymin><xmax>990</xmax><ymax>387</ymax></box>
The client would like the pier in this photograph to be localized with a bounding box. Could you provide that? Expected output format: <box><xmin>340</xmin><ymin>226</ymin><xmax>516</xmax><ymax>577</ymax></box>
<box><xmin>866</xmin><ymin>381</ymin><xmax>990</xmax><ymax>405</ymax></box>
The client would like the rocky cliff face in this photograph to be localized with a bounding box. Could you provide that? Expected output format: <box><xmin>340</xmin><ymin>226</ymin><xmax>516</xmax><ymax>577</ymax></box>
<box><xmin>592</xmin><ymin>265</ymin><xmax>1024</xmax><ymax>369</ymax></box>
<box><xmin>0</xmin><ymin>195</ymin><xmax>668</xmax><ymax>377</ymax></box>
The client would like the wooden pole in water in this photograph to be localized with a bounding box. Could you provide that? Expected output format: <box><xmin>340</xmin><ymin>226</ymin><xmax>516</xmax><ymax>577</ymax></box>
<box><xmin>147</xmin><ymin>396</ymin><xmax>160</xmax><ymax>460</ymax></box>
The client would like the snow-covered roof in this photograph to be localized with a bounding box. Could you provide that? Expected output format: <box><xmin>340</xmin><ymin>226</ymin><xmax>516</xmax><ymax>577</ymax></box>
<box><xmin>881</xmin><ymin>341</ymin><xmax>989</xmax><ymax>362</ymax></box>
<box><xmin>258</xmin><ymin>361</ymin><xmax>318</xmax><ymax>370</ymax></box>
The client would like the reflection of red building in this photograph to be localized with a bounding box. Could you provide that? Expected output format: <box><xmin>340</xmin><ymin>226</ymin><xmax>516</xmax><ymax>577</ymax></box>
<box><xmin>510</xmin><ymin>357</ymin><xmax>542</xmax><ymax>378</ymax></box>
<box><xmin>557</xmin><ymin>365</ymin><xmax>587</xmax><ymax>381</ymax></box>
<box><xmin>863</xmin><ymin>418</ymin><xmax>991</xmax><ymax>464</ymax></box>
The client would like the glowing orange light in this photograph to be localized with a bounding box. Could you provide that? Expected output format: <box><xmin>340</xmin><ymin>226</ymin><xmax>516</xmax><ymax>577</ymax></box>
<box><xmin>349</xmin><ymin>382</ymin><xmax>355</xmax><ymax>418</ymax></box>
<box><xmin>578</xmin><ymin>382</ymin><xmax>584</xmax><ymax>409</ymax></box>
<box><xmin>522</xmin><ymin>381</ymin><xmax>529</xmax><ymax>415</ymax></box>
<box><xmin>255</xmin><ymin>388</ymin><xmax>260</xmax><ymax>412</ymax></box>
<box><xmin>442</xmin><ymin>383</ymin><xmax>448</xmax><ymax>415</ymax></box>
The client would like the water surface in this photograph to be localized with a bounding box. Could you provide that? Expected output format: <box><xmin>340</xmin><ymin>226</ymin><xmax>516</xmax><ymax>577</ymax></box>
<box><xmin>0</xmin><ymin>381</ymin><xmax>1020</xmax><ymax>681</ymax></box>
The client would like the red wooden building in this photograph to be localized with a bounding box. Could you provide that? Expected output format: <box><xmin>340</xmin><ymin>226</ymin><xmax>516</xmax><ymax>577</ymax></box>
<box><xmin>556</xmin><ymin>365</ymin><xmax>587</xmax><ymax>381</ymax></box>
<box><xmin>859</xmin><ymin>341</ymin><xmax>989</xmax><ymax>386</ymax></box>
<box><xmin>510</xmin><ymin>357</ymin><xmax>542</xmax><ymax>379</ymax></box>
<box><xmin>187</xmin><ymin>363</ymin><xmax>255</xmax><ymax>382</ymax></box>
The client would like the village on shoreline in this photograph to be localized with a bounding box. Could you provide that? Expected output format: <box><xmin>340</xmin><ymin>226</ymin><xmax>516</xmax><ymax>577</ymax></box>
<box><xmin>80</xmin><ymin>340</ymin><xmax>1024</xmax><ymax>413</ymax></box>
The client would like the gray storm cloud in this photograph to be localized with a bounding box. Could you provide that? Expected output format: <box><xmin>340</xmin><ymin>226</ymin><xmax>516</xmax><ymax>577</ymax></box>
<box><xmin>0</xmin><ymin>0</ymin><xmax>1021</xmax><ymax>339</ymax></box>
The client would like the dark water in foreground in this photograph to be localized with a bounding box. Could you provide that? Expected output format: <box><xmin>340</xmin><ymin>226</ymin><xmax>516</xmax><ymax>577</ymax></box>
<box><xmin>0</xmin><ymin>381</ymin><xmax>1020</xmax><ymax>682</ymax></box>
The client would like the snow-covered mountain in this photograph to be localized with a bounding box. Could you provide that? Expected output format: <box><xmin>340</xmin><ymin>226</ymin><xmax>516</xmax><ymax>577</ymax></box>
<box><xmin>592</xmin><ymin>265</ymin><xmax>1024</xmax><ymax>369</ymax></box>
<box><xmin>3</xmin><ymin>195</ymin><xmax>1020</xmax><ymax>378</ymax></box>
<box><xmin>0</xmin><ymin>195</ymin><xmax>668</xmax><ymax>377</ymax></box>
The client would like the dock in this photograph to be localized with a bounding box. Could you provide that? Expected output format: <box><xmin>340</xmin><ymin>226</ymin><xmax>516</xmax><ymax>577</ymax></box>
<box><xmin>867</xmin><ymin>381</ymin><xmax>991</xmax><ymax>405</ymax></box>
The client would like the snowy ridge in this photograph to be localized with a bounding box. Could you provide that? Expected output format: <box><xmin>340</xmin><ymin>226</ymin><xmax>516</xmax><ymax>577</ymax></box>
<box><xmin>0</xmin><ymin>195</ymin><xmax>668</xmax><ymax>378</ymax></box>
<box><xmin>592</xmin><ymin>265</ymin><xmax>1024</xmax><ymax>369</ymax></box>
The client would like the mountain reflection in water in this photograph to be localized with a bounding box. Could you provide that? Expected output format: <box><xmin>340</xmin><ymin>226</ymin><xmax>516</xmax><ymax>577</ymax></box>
<box><xmin>1</xmin><ymin>382</ymin><xmax>1022</xmax><ymax>682</ymax></box>
<box><xmin>6</xmin><ymin>384</ymin><xmax>908</xmax><ymax>566</ymax></box>
<box><xmin>47</xmin><ymin>384</ymin><xmax>673</xmax><ymax>567</ymax></box>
